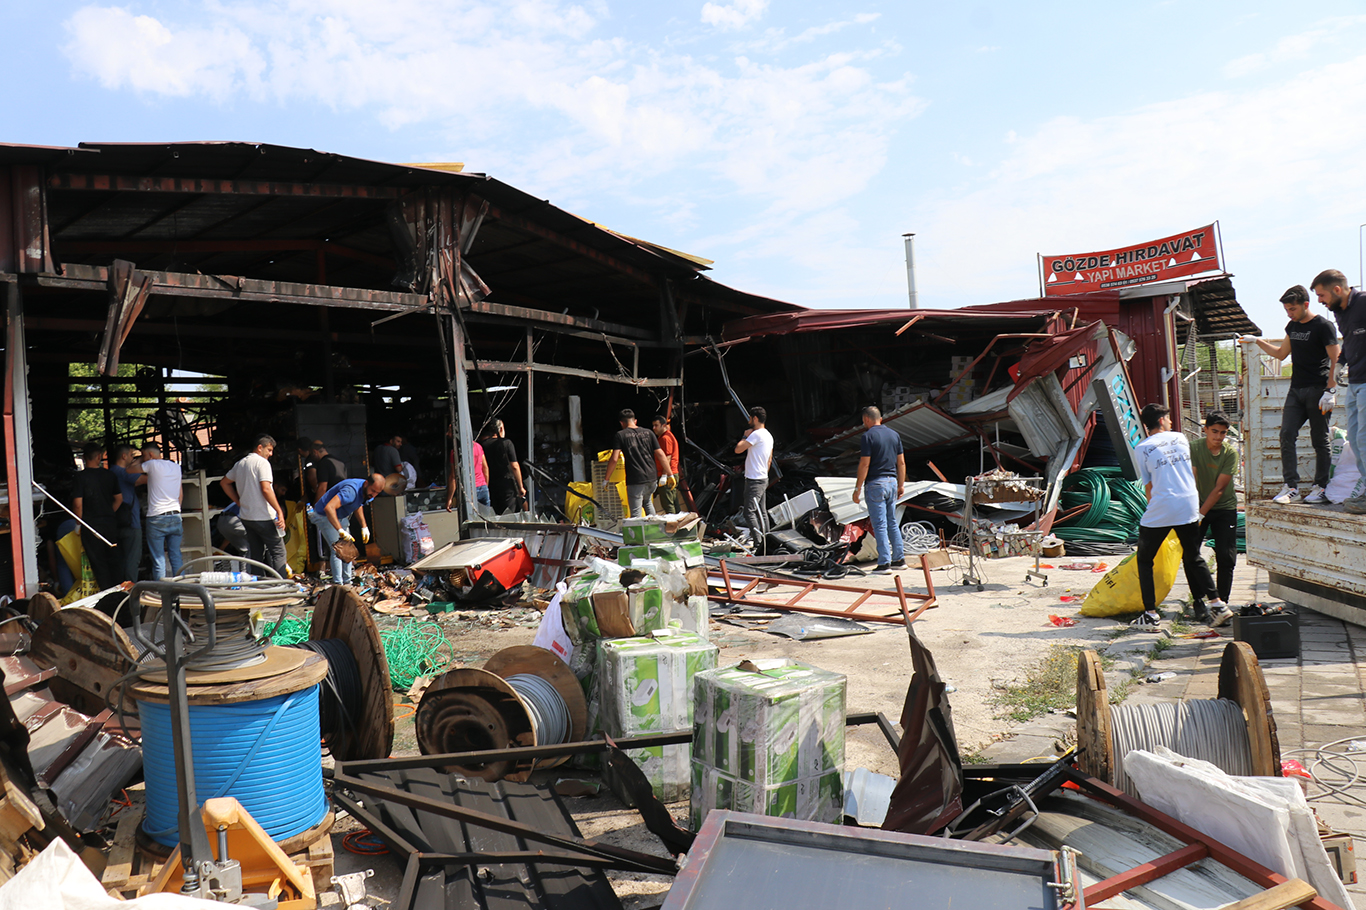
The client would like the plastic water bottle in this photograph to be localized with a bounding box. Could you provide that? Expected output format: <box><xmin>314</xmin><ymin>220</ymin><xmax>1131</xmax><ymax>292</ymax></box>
<box><xmin>201</xmin><ymin>571</ymin><xmax>256</xmax><ymax>585</ymax></box>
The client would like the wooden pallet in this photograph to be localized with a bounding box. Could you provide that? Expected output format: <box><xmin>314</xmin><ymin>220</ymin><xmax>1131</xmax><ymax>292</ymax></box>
<box><xmin>101</xmin><ymin>803</ymin><xmax>334</xmax><ymax>898</ymax></box>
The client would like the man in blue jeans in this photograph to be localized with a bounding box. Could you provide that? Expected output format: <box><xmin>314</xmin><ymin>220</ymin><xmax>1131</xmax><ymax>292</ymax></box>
<box><xmin>309</xmin><ymin>473</ymin><xmax>386</xmax><ymax>585</ymax></box>
<box><xmin>1314</xmin><ymin>269</ymin><xmax>1366</xmax><ymax>513</ymax></box>
<box><xmin>851</xmin><ymin>406</ymin><xmax>906</xmax><ymax>573</ymax></box>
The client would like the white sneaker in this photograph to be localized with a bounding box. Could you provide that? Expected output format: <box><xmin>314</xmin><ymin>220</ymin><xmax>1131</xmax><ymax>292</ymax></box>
<box><xmin>1304</xmin><ymin>485</ymin><xmax>1328</xmax><ymax>504</ymax></box>
<box><xmin>1271</xmin><ymin>485</ymin><xmax>1301</xmax><ymax>504</ymax></box>
<box><xmin>1208</xmin><ymin>601</ymin><xmax>1235</xmax><ymax>627</ymax></box>
<box><xmin>1352</xmin><ymin>478</ymin><xmax>1366</xmax><ymax>500</ymax></box>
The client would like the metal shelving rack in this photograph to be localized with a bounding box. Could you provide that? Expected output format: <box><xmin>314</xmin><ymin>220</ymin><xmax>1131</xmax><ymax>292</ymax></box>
<box><xmin>962</xmin><ymin>474</ymin><xmax>1047</xmax><ymax>591</ymax></box>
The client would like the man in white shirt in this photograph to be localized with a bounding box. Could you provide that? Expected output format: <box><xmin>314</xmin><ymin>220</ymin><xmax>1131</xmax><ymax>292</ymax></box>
<box><xmin>136</xmin><ymin>443</ymin><xmax>184</xmax><ymax>579</ymax></box>
<box><xmin>734</xmin><ymin>406</ymin><xmax>774</xmax><ymax>555</ymax></box>
<box><xmin>1133</xmin><ymin>404</ymin><xmax>1230</xmax><ymax>630</ymax></box>
<box><xmin>220</xmin><ymin>434</ymin><xmax>289</xmax><ymax>577</ymax></box>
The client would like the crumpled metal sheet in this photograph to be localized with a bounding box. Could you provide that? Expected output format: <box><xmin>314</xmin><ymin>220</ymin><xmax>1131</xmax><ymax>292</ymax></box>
<box><xmin>881</xmin><ymin>624</ymin><xmax>964</xmax><ymax>836</ymax></box>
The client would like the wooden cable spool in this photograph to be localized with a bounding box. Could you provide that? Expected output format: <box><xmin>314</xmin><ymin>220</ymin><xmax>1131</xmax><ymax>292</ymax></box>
<box><xmin>1076</xmin><ymin>642</ymin><xmax>1279</xmax><ymax>785</ymax></box>
<box><xmin>309</xmin><ymin>586</ymin><xmax>394</xmax><ymax>762</ymax></box>
<box><xmin>415</xmin><ymin>645</ymin><xmax>587</xmax><ymax>782</ymax></box>
<box><xmin>29</xmin><ymin>606</ymin><xmax>139</xmax><ymax>716</ymax></box>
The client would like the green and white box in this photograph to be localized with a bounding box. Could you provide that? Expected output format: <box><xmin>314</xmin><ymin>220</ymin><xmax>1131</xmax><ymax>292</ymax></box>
<box><xmin>618</xmin><ymin>540</ymin><xmax>706</xmax><ymax>568</ymax></box>
<box><xmin>599</xmin><ymin>630</ymin><xmax>719</xmax><ymax>802</ymax></box>
<box><xmin>691</xmin><ymin>659</ymin><xmax>846</xmax><ymax>825</ymax></box>
<box><xmin>621</xmin><ymin>514</ymin><xmax>702</xmax><ymax>546</ymax></box>
<box><xmin>689</xmin><ymin>762</ymin><xmax>844</xmax><ymax>829</ymax></box>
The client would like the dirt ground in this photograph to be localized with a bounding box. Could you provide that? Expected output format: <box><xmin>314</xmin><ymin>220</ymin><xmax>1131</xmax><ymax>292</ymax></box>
<box><xmin>325</xmin><ymin>552</ymin><xmax>1152</xmax><ymax>907</ymax></box>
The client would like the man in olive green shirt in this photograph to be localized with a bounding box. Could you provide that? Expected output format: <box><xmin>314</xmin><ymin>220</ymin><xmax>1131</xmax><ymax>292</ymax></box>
<box><xmin>1191</xmin><ymin>411</ymin><xmax>1238</xmax><ymax>625</ymax></box>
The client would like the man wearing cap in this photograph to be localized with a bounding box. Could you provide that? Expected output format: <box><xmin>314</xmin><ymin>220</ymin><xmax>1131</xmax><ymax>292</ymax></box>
<box><xmin>1241</xmin><ymin>285</ymin><xmax>1339</xmax><ymax>505</ymax></box>
<box><xmin>1311</xmin><ymin>269</ymin><xmax>1366</xmax><ymax>512</ymax></box>
<box><xmin>310</xmin><ymin>473</ymin><xmax>386</xmax><ymax>585</ymax></box>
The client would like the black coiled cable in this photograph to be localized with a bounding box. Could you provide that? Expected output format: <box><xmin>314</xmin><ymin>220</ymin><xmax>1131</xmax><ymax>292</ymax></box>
<box><xmin>290</xmin><ymin>639</ymin><xmax>362</xmax><ymax>752</ymax></box>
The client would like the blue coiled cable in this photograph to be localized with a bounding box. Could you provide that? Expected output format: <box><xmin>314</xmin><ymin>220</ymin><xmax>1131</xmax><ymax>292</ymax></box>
<box><xmin>139</xmin><ymin>686</ymin><xmax>329</xmax><ymax>847</ymax></box>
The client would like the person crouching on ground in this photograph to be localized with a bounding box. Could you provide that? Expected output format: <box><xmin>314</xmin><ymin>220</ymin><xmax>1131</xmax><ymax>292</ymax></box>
<box><xmin>1134</xmin><ymin>403</ymin><xmax>1232</xmax><ymax>629</ymax></box>
<box><xmin>1191</xmin><ymin>411</ymin><xmax>1239</xmax><ymax>622</ymax></box>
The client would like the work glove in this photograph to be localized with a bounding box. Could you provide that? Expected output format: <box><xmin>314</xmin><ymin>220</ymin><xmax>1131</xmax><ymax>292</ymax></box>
<box><xmin>1320</xmin><ymin>389</ymin><xmax>1336</xmax><ymax>414</ymax></box>
<box><xmin>361</xmin><ymin>527</ymin><xmax>371</xmax><ymax>544</ymax></box>
<box><xmin>1237</xmin><ymin>335</ymin><xmax>1258</xmax><ymax>345</ymax></box>
<box><xmin>667</xmin><ymin>475</ymin><xmax>678</xmax><ymax>490</ymax></box>
<box><xmin>338</xmin><ymin>529</ymin><xmax>354</xmax><ymax>542</ymax></box>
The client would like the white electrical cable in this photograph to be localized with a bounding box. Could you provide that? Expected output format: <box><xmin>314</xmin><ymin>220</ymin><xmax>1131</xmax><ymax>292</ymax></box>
<box><xmin>506</xmin><ymin>673</ymin><xmax>570</xmax><ymax>746</ymax></box>
<box><xmin>1109</xmin><ymin>699</ymin><xmax>1254</xmax><ymax>797</ymax></box>
<box><xmin>900</xmin><ymin>521</ymin><xmax>939</xmax><ymax>556</ymax></box>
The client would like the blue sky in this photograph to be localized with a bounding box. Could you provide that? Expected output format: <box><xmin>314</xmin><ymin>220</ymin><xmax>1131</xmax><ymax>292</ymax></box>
<box><xmin>8</xmin><ymin>1</ymin><xmax>1366</xmax><ymax>334</ymax></box>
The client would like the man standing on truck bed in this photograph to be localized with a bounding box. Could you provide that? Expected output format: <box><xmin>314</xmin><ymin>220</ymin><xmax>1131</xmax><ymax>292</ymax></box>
<box><xmin>1311</xmin><ymin>269</ymin><xmax>1366</xmax><ymax>513</ymax></box>
<box><xmin>1241</xmin><ymin>285</ymin><xmax>1339</xmax><ymax>505</ymax></box>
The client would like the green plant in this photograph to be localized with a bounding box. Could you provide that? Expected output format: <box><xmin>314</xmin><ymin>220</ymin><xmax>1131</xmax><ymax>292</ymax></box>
<box><xmin>1149</xmin><ymin>638</ymin><xmax>1174</xmax><ymax>659</ymax></box>
<box><xmin>993</xmin><ymin>645</ymin><xmax>1084</xmax><ymax>724</ymax></box>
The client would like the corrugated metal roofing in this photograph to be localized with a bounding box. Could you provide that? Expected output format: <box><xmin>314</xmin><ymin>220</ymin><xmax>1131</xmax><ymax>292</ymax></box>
<box><xmin>805</xmin><ymin>401</ymin><xmax>975</xmax><ymax>457</ymax></box>
<box><xmin>354</xmin><ymin>768</ymin><xmax>625</xmax><ymax>910</ymax></box>
<box><xmin>721</xmin><ymin>307</ymin><xmax>1054</xmax><ymax>341</ymax></box>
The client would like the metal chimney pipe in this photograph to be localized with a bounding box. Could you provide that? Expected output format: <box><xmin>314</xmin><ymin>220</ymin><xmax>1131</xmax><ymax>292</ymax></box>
<box><xmin>902</xmin><ymin>233</ymin><xmax>918</xmax><ymax>309</ymax></box>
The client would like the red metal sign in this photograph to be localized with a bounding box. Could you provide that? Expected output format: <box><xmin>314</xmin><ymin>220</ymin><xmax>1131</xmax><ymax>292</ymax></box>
<box><xmin>1041</xmin><ymin>223</ymin><xmax>1221</xmax><ymax>296</ymax></box>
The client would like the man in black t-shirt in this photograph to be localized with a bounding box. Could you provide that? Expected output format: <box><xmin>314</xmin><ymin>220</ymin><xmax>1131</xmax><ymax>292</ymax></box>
<box><xmin>606</xmin><ymin>409</ymin><xmax>672</xmax><ymax>518</ymax></box>
<box><xmin>1314</xmin><ymin>268</ymin><xmax>1366</xmax><ymax>512</ymax></box>
<box><xmin>309</xmin><ymin>441</ymin><xmax>346</xmax><ymax>499</ymax></box>
<box><xmin>72</xmin><ymin>442</ymin><xmax>125</xmax><ymax>589</ymax></box>
<box><xmin>1243</xmin><ymin>285</ymin><xmax>1339</xmax><ymax>504</ymax></box>
<box><xmin>479</xmin><ymin>420</ymin><xmax>526</xmax><ymax>514</ymax></box>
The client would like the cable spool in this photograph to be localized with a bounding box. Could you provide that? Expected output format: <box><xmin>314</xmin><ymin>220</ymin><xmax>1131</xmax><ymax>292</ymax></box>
<box><xmin>308</xmin><ymin>586</ymin><xmax>394</xmax><ymax>762</ymax></box>
<box><xmin>290</xmin><ymin>638</ymin><xmax>363</xmax><ymax>750</ymax></box>
<box><xmin>416</xmin><ymin>645</ymin><xmax>587</xmax><ymax>782</ymax></box>
<box><xmin>130</xmin><ymin>648</ymin><xmax>333</xmax><ymax>852</ymax></box>
<box><xmin>1076</xmin><ymin>642</ymin><xmax>1280</xmax><ymax>795</ymax></box>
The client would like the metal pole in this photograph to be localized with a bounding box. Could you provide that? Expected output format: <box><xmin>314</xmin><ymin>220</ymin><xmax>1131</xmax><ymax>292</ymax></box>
<box><xmin>525</xmin><ymin>327</ymin><xmax>535</xmax><ymax>516</ymax></box>
<box><xmin>449</xmin><ymin>317</ymin><xmax>478</xmax><ymax>520</ymax></box>
<box><xmin>5</xmin><ymin>286</ymin><xmax>38</xmax><ymax>595</ymax></box>
<box><xmin>902</xmin><ymin>233</ymin><xmax>918</xmax><ymax>309</ymax></box>
<box><xmin>568</xmin><ymin>396</ymin><xmax>585</xmax><ymax>482</ymax></box>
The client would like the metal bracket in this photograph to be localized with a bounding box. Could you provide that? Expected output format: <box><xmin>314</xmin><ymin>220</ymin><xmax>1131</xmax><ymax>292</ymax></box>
<box><xmin>1160</xmin><ymin>367</ymin><xmax>1176</xmax><ymax>383</ymax></box>
<box><xmin>332</xmin><ymin>868</ymin><xmax>375</xmax><ymax>909</ymax></box>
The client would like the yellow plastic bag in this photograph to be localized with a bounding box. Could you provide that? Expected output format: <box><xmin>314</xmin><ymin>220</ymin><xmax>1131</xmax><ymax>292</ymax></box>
<box><xmin>566</xmin><ymin>482</ymin><xmax>596</xmax><ymax>525</ymax></box>
<box><xmin>1080</xmin><ymin>531</ymin><xmax>1182</xmax><ymax>617</ymax></box>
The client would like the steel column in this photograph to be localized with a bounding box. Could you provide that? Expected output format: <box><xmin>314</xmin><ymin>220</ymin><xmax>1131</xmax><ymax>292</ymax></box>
<box><xmin>4</xmin><ymin>284</ymin><xmax>36</xmax><ymax>597</ymax></box>
<box><xmin>449</xmin><ymin>317</ymin><xmax>478</xmax><ymax>519</ymax></box>
<box><xmin>525</xmin><ymin>327</ymin><xmax>535</xmax><ymax>515</ymax></box>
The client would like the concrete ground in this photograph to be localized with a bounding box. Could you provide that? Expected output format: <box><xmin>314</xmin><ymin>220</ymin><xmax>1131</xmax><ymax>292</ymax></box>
<box><xmin>983</xmin><ymin>555</ymin><xmax>1366</xmax><ymax>909</ymax></box>
<box><xmin>316</xmin><ymin>548</ymin><xmax>1366</xmax><ymax>908</ymax></box>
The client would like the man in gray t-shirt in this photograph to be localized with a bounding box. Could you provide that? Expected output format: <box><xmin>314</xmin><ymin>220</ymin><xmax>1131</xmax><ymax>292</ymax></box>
<box><xmin>221</xmin><ymin>433</ymin><xmax>289</xmax><ymax>577</ymax></box>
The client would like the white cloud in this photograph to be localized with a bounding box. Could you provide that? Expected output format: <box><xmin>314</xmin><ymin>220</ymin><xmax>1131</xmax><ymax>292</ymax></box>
<box><xmin>911</xmin><ymin>52</ymin><xmax>1366</xmax><ymax>309</ymax></box>
<box><xmin>700</xmin><ymin>0</ymin><xmax>768</xmax><ymax>30</ymax></box>
<box><xmin>62</xmin><ymin>6</ymin><xmax>263</xmax><ymax>99</ymax></box>
<box><xmin>60</xmin><ymin>1</ymin><xmax>920</xmax><ymax>231</ymax></box>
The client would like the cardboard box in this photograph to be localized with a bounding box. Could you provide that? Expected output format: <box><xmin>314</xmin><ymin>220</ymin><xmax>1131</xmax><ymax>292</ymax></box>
<box><xmin>691</xmin><ymin>659</ymin><xmax>846</xmax><ymax>826</ymax></box>
<box><xmin>599</xmin><ymin>630</ymin><xmax>719</xmax><ymax>802</ymax></box>
<box><xmin>621</xmin><ymin>513</ymin><xmax>703</xmax><ymax>546</ymax></box>
<box><xmin>690</xmin><ymin>763</ymin><xmax>843</xmax><ymax>828</ymax></box>
<box><xmin>618</xmin><ymin>540</ymin><xmax>705</xmax><ymax>569</ymax></box>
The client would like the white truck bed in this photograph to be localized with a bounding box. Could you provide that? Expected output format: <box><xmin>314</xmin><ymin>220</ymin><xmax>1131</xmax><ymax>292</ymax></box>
<box><xmin>1241</xmin><ymin>341</ymin><xmax>1366</xmax><ymax>624</ymax></box>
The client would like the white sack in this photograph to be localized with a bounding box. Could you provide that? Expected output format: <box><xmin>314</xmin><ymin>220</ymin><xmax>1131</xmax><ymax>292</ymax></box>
<box><xmin>0</xmin><ymin>838</ymin><xmax>225</xmax><ymax>909</ymax></box>
<box><xmin>1326</xmin><ymin>440</ymin><xmax>1359</xmax><ymax>504</ymax></box>
<box><xmin>1124</xmin><ymin>746</ymin><xmax>1353</xmax><ymax>910</ymax></box>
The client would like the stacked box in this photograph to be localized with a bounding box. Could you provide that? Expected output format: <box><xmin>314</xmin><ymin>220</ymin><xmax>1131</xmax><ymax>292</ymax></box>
<box><xmin>599</xmin><ymin>630</ymin><xmax>719</xmax><ymax>802</ymax></box>
<box><xmin>690</xmin><ymin>660</ymin><xmax>846</xmax><ymax>828</ymax></box>
<box><xmin>618</xmin><ymin>540</ymin><xmax>705</xmax><ymax>568</ymax></box>
<box><xmin>621</xmin><ymin>514</ymin><xmax>702</xmax><ymax>546</ymax></box>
